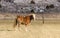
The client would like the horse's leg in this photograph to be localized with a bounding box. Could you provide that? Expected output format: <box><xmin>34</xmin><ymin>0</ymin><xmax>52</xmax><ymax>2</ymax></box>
<box><xmin>25</xmin><ymin>24</ymin><xmax>29</xmax><ymax>32</ymax></box>
<box><xmin>13</xmin><ymin>19</ymin><xmax>18</xmax><ymax>31</ymax></box>
<box><xmin>17</xmin><ymin>21</ymin><xmax>21</xmax><ymax>31</ymax></box>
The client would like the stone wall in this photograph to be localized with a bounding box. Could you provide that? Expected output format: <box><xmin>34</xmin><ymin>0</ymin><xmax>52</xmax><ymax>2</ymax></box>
<box><xmin>14</xmin><ymin>0</ymin><xmax>57</xmax><ymax>4</ymax></box>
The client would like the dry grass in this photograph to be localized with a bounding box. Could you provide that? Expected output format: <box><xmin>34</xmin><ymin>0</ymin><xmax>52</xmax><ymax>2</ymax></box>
<box><xmin>0</xmin><ymin>13</ymin><xmax>60</xmax><ymax>38</ymax></box>
<box><xmin>0</xmin><ymin>19</ymin><xmax>60</xmax><ymax>38</ymax></box>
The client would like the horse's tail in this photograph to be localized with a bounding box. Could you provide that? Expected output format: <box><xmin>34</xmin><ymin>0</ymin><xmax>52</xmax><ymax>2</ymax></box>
<box><xmin>13</xmin><ymin>18</ymin><xmax>18</xmax><ymax>28</ymax></box>
<box><xmin>15</xmin><ymin>18</ymin><xmax>18</xmax><ymax>25</ymax></box>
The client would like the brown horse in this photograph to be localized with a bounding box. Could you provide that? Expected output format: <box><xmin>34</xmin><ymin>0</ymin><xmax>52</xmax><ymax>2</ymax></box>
<box><xmin>13</xmin><ymin>14</ymin><xmax>35</xmax><ymax>31</ymax></box>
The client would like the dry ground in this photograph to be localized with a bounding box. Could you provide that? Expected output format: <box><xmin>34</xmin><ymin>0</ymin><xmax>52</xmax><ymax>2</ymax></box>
<box><xmin>0</xmin><ymin>13</ymin><xmax>60</xmax><ymax>38</ymax></box>
<box><xmin>0</xmin><ymin>19</ymin><xmax>60</xmax><ymax>38</ymax></box>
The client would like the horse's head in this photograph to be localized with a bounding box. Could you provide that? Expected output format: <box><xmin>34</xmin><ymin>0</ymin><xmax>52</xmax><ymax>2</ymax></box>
<box><xmin>30</xmin><ymin>14</ymin><xmax>36</xmax><ymax>20</ymax></box>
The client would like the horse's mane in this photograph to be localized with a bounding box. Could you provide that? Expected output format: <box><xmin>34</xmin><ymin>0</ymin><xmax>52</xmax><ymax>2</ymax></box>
<box><xmin>29</xmin><ymin>14</ymin><xmax>36</xmax><ymax>20</ymax></box>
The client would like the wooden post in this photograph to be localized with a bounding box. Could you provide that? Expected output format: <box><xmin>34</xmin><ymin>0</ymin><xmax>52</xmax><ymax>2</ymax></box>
<box><xmin>42</xmin><ymin>12</ymin><xmax>44</xmax><ymax>24</ymax></box>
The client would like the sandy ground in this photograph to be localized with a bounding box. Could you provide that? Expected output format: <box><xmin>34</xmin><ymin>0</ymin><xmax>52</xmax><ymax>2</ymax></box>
<box><xmin>0</xmin><ymin>13</ymin><xmax>60</xmax><ymax>38</ymax></box>
<box><xmin>0</xmin><ymin>20</ymin><xmax>60</xmax><ymax>38</ymax></box>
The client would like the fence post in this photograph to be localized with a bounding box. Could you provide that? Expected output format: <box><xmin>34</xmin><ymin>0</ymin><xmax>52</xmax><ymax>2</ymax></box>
<box><xmin>42</xmin><ymin>12</ymin><xmax>44</xmax><ymax>24</ymax></box>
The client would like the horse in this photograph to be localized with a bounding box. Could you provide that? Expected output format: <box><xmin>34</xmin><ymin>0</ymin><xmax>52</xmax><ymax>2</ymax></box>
<box><xmin>13</xmin><ymin>14</ymin><xmax>35</xmax><ymax>31</ymax></box>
